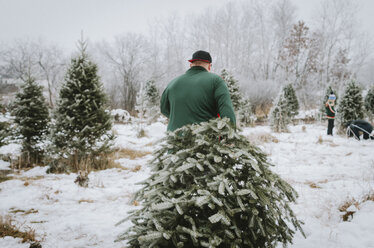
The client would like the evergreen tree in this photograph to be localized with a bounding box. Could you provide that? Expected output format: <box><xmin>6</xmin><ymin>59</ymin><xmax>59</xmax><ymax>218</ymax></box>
<box><xmin>337</xmin><ymin>81</ymin><xmax>364</xmax><ymax>128</ymax></box>
<box><xmin>221</xmin><ymin>69</ymin><xmax>253</xmax><ymax>126</ymax></box>
<box><xmin>136</xmin><ymin>79</ymin><xmax>160</xmax><ymax>123</ymax></box>
<box><xmin>238</xmin><ymin>97</ymin><xmax>253</xmax><ymax>126</ymax></box>
<box><xmin>11</xmin><ymin>77</ymin><xmax>50</xmax><ymax>164</ymax></box>
<box><xmin>117</xmin><ymin>118</ymin><xmax>304</xmax><ymax>248</ymax></box>
<box><xmin>283</xmin><ymin>84</ymin><xmax>299</xmax><ymax>119</ymax></box>
<box><xmin>364</xmin><ymin>86</ymin><xmax>374</xmax><ymax>118</ymax></box>
<box><xmin>269</xmin><ymin>90</ymin><xmax>290</xmax><ymax>132</ymax></box>
<box><xmin>0</xmin><ymin>103</ymin><xmax>8</xmax><ymax>147</ymax></box>
<box><xmin>0</xmin><ymin>121</ymin><xmax>9</xmax><ymax>147</ymax></box>
<box><xmin>221</xmin><ymin>70</ymin><xmax>241</xmax><ymax>111</ymax></box>
<box><xmin>51</xmin><ymin>40</ymin><xmax>113</xmax><ymax>172</ymax></box>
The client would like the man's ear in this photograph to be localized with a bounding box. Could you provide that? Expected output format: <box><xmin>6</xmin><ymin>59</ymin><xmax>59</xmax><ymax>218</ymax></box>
<box><xmin>208</xmin><ymin>63</ymin><xmax>212</xmax><ymax>71</ymax></box>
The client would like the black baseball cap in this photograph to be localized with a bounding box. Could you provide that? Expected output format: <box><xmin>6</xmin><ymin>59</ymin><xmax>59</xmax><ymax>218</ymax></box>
<box><xmin>188</xmin><ymin>50</ymin><xmax>212</xmax><ymax>63</ymax></box>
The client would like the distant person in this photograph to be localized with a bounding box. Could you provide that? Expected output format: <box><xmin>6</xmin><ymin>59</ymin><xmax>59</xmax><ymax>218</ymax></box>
<box><xmin>325</xmin><ymin>93</ymin><xmax>336</xmax><ymax>135</ymax></box>
<box><xmin>346</xmin><ymin>120</ymin><xmax>374</xmax><ymax>140</ymax></box>
<box><xmin>160</xmin><ymin>50</ymin><xmax>236</xmax><ymax>131</ymax></box>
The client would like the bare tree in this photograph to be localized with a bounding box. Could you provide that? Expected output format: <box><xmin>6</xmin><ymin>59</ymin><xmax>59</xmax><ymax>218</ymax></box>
<box><xmin>98</xmin><ymin>33</ymin><xmax>150</xmax><ymax>111</ymax></box>
<box><xmin>0</xmin><ymin>38</ymin><xmax>66</xmax><ymax>107</ymax></box>
<box><xmin>36</xmin><ymin>42</ymin><xmax>66</xmax><ymax>108</ymax></box>
<box><xmin>0</xmin><ymin>38</ymin><xmax>40</xmax><ymax>81</ymax></box>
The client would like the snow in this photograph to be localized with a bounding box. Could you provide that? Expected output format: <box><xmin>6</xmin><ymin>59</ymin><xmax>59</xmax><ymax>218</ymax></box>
<box><xmin>0</xmin><ymin>160</ymin><xmax>10</xmax><ymax>170</ymax></box>
<box><xmin>1</xmin><ymin>121</ymin><xmax>374</xmax><ymax>247</ymax></box>
<box><xmin>0</xmin><ymin>143</ymin><xmax>22</xmax><ymax>158</ymax></box>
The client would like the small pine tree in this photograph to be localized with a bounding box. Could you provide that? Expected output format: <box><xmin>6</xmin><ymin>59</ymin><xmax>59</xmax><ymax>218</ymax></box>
<box><xmin>136</xmin><ymin>79</ymin><xmax>160</xmax><ymax>123</ymax></box>
<box><xmin>364</xmin><ymin>86</ymin><xmax>374</xmax><ymax>119</ymax></box>
<box><xmin>238</xmin><ymin>97</ymin><xmax>253</xmax><ymax>126</ymax></box>
<box><xmin>221</xmin><ymin>69</ymin><xmax>242</xmax><ymax>111</ymax></box>
<box><xmin>11</xmin><ymin>77</ymin><xmax>50</xmax><ymax>165</ymax></box>
<box><xmin>337</xmin><ymin>81</ymin><xmax>364</xmax><ymax>128</ymax></box>
<box><xmin>221</xmin><ymin>69</ymin><xmax>253</xmax><ymax>126</ymax></box>
<box><xmin>50</xmin><ymin>40</ymin><xmax>113</xmax><ymax>172</ymax></box>
<box><xmin>0</xmin><ymin>120</ymin><xmax>10</xmax><ymax>147</ymax></box>
<box><xmin>269</xmin><ymin>90</ymin><xmax>290</xmax><ymax>132</ymax></box>
<box><xmin>283</xmin><ymin>84</ymin><xmax>299</xmax><ymax>119</ymax></box>
<box><xmin>117</xmin><ymin>118</ymin><xmax>304</xmax><ymax>248</ymax></box>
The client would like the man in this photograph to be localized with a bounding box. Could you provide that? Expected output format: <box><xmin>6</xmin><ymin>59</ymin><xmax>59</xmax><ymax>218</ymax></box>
<box><xmin>346</xmin><ymin>120</ymin><xmax>374</xmax><ymax>140</ymax></box>
<box><xmin>325</xmin><ymin>93</ymin><xmax>336</xmax><ymax>135</ymax></box>
<box><xmin>160</xmin><ymin>50</ymin><xmax>236</xmax><ymax>131</ymax></box>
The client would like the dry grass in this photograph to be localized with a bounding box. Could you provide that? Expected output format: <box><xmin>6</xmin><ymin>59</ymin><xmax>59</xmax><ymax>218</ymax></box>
<box><xmin>65</xmin><ymin>152</ymin><xmax>124</xmax><ymax>173</ymax></box>
<box><xmin>78</xmin><ymin>199</ymin><xmax>95</xmax><ymax>204</ymax></box>
<box><xmin>9</xmin><ymin>208</ymin><xmax>39</xmax><ymax>215</ymax></box>
<box><xmin>130</xmin><ymin>165</ymin><xmax>142</xmax><ymax>172</ymax></box>
<box><xmin>115</xmin><ymin>148</ymin><xmax>151</xmax><ymax>160</ymax></box>
<box><xmin>137</xmin><ymin>128</ymin><xmax>147</xmax><ymax>138</ymax></box>
<box><xmin>301</xmin><ymin>126</ymin><xmax>307</xmax><ymax>132</ymax></box>
<box><xmin>0</xmin><ymin>215</ymin><xmax>38</xmax><ymax>243</ymax></box>
<box><xmin>318</xmin><ymin>179</ymin><xmax>329</xmax><ymax>184</ymax></box>
<box><xmin>247</xmin><ymin>132</ymin><xmax>279</xmax><ymax>145</ymax></box>
<box><xmin>0</xmin><ymin>175</ymin><xmax>12</xmax><ymax>183</ymax></box>
<box><xmin>305</xmin><ymin>181</ymin><xmax>322</xmax><ymax>189</ymax></box>
<box><xmin>339</xmin><ymin>193</ymin><xmax>374</xmax><ymax>221</ymax></box>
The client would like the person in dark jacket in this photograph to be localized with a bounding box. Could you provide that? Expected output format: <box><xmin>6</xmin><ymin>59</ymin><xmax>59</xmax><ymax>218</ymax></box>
<box><xmin>346</xmin><ymin>120</ymin><xmax>374</xmax><ymax>140</ymax></box>
<box><xmin>160</xmin><ymin>50</ymin><xmax>236</xmax><ymax>131</ymax></box>
<box><xmin>325</xmin><ymin>93</ymin><xmax>336</xmax><ymax>135</ymax></box>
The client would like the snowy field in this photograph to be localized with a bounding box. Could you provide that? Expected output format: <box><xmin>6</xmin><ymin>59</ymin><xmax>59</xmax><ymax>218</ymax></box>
<box><xmin>1</xmin><ymin>121</ymin><xmax>374</xmax><ymax>248</ymax></box>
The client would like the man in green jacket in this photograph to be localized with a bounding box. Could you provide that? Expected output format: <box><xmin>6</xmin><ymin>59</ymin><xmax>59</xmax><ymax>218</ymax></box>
<box><xmin>160</xmin><ymin>50</ymin><xmax>236</xmax><ymax>131</ymax></box>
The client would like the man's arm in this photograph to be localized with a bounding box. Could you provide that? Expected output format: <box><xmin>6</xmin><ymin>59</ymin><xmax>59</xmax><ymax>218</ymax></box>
<box><xmin>160</xmin><ymin>87</ymin><xmax>170</xmax><ymax>118</ymax></box>
<box><xmin>214</xmin><ymin>78</ymin><xmax>236</xmax><ymax>125</ymax></box>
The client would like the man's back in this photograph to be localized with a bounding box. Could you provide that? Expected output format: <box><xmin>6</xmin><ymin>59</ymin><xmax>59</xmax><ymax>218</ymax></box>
<box><xmin>161</xmin><ymin>66</ymin><xmax>236</xmax><ymax>131</ymax></box>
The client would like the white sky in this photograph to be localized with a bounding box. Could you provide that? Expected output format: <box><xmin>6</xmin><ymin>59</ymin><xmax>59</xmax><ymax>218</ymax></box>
<box><xmin>0</xmin><ymin>0</ymin><xmax>373</xmax><ymax>52</ymax></box>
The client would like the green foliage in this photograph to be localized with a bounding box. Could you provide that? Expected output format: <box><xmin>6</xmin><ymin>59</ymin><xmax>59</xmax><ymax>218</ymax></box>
<box><xmin>364</xmin><ymin>86</ymin><xmax>374</xmax><ymax>117</ymax></box>
<box><xmin>11</xmin><ymin>77</ymin><xmax>50</xmax><ymax>163</ymax></box>
<box><xmin>0</xmin><ymin>121</ymin><xmax>10</xmax><ymax>147</ymax></box>
<box><xmin>221</xmin><ymin>69</ymin><xmax>253</xmax><ymax>126</ymax></box>
<box><xmin>117</xmin><ymin>118</ymin><xmax>304</xmax><ymax>248</ymax></box>
<box><xmin>283</xmin><ymin>84</ymin><xmax>299</xmax><ymax>119</ymax></box>
<box><xmin>50</xmin><ymin>41</ymin><xmax>113</xmax><ymax>172</ymax></box>
<box><xmin>269</xmin><ymin>90</ymin><xmax>290</xmax><ymax>132</ymax></box>
<box><xmin>337</xmin><ymin>81</ymin><xmax>364</xmax><ymax>128</ymax></box>
<box><xmin>0</xmin><ymin>103</ymin><xmax>5</xmax><ymax>114</ymax></box>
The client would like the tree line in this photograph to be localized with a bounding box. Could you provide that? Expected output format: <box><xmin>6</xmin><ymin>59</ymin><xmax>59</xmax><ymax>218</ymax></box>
<box><xmin>0</xmin><ymin>0</ymin><xmax>372</xmax><ymax>114</ymax></box>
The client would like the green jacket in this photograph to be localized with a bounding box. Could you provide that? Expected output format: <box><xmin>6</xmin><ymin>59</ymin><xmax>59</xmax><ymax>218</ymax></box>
<box><xmin>161</xmin><ymin>66</ymin><xmax>236</xmax><ymax>131</ymax></box>
<box><xmin>325</xmin><ymin>103</ymin><xmax>336</xmax><ymax>119</ymax></box>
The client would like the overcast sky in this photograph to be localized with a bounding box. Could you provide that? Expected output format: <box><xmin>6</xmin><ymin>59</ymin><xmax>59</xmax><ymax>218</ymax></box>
<box><xmin>1</xmin><ymin>0</ymin><xmax>373</xmax><ymax>52</ymax></box>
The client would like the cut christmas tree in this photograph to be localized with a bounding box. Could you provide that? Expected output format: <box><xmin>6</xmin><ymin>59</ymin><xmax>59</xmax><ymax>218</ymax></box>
<box><xmin>117</xmin><ymin>118</ymin><xmax>304</xmax><ymax>248</ymax></box>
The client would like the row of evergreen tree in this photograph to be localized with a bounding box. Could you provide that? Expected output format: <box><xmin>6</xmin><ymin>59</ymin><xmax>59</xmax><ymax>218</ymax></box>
<box><xmin>269</xmin><ymin>80</ymin><xmax>374</xmax><ymax>133</ymax></box>
<box><xmin>8</xmin><ymin>41</ymin><xmax>113</xmax><ymax>171</ymax></box>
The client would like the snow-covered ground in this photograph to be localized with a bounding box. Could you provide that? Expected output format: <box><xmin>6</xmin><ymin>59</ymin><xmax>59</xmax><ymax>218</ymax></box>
<box><xmin>1</xmin><ymin>122</ymin><xmax>374</xmax><ymax>248</ymax></box>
